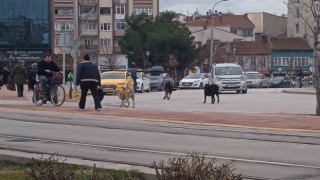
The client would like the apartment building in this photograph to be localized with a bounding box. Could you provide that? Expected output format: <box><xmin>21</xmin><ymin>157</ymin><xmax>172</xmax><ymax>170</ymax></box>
<box><xmin>247</xmin><ymin>12</ymin><xmax>287</xmax><ymax>41</ymax></box>
<box><xmin>52</xmin><ymin>0</ymin><xmax>159</xmax><ymax>70</ymax></box>
<box><xmin>287</xmin><ymin>0</ymin><xmax>320</xmax><ymax>47</ymax></box>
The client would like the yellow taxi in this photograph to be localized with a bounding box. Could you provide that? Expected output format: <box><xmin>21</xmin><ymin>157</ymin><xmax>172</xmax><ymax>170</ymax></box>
<box><xmin>100</xmin><ymin>71</ymin><xmax>134</xmax><ymax>94</ymax></box>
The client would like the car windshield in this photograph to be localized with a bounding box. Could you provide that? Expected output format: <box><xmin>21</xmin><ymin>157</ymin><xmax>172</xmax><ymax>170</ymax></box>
<box><xmin>247</xmin><ymin>74</ymin><xmax>260</xmax><ymax>79</ymax></box>
<box><xmin>215</xmin><ymin>67</ymin><xmax>243</xmax><ymax>76</ymax></box>
<box><xmin>271</xmin><ymin>76</ymin><xmax>284</xmax><ymax>83</ymax></box>
<box><xmin>184</xmin><ymin>74</ymin><xmax>203</xmax><ymax>79</ymax></box>
<box><xmin>101</xmin><ymin>72</ymin><xmax>125</xmax><ymax>79</ymax></box>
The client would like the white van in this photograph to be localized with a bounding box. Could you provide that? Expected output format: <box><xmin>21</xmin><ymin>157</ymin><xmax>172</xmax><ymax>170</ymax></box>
<box><xmin>211</xmin><ymin>63</ymin><xmax>247</xmax><ymax>93</ymax></box>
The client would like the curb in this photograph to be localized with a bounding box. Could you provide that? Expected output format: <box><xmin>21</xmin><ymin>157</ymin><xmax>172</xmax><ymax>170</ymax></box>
<box><xmin>0</xmin><ymin>150</ymin><xmax>157</xmax><ymax>180</ymax></box>
<box><xmin>282</xmin><ymin>89</ymin><xmax>316</xmax><ymax>95</ymax></box>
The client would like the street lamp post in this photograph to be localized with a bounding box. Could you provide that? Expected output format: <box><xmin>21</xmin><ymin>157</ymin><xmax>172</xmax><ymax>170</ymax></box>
<box><xmin>145</xmin><ymin>51</ymin><xmax>150</xmax><ymax>70</ymax></box>
<box><xmin>209</xmin><ymin>0</ymin><xmax>228</xmax><ymax>69</ymax></box>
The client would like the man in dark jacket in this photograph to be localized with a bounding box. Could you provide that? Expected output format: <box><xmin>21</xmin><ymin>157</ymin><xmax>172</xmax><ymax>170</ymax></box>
<box><xmin>37</xmin><ymin>54</ymin><xmax>62</xmax><ymax>100</ymax></box>
<box><xmin>130</xmin><ymin>65</ymin><xmax>137</xmax><ymax>92</ymax></box>
<box><xmin>76</xmin><ymin>54</ymin><xmax>102</xmax><ymax>111</ymax></box>
<box><xmin>297</xmin><ymin>67</ymin><xmax>304</xmax><ymax>88</ymax></box>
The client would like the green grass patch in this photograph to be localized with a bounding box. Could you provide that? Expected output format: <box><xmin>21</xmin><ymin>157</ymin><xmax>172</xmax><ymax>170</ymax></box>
<box><xmin>0</xmin><ymin>160</ymin><xmax>145</xmax><ymax>180</ymax></box>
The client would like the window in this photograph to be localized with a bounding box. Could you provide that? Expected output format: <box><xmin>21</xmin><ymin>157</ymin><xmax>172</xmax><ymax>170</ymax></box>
<box><xmin>82</xmin><ymin>23</ymin><xmax>97</xmax><ymax>31</ymax></box>
<box><xmin>100</xmin><ymin>23</ymin><xmax>111</xmax><ymax>31</ymax></box>
<box><xmin>100</xmin><ymin>38</ymin><xmax>111</xmax><ymax>46</ymax></box>
<box><xmin>274</xmin><ymin>57</ymin><xmax>279</xmax><ymax>66</ymax></box>
<box><xmin>293</xmin><ymin>57</ymin><xmax>310</xmax><ymax>66</ymax></box>
<box><xmin>114</xmin><ymin>20</ymin><xmax>126</xmax><ymax>30</ymax></box>
<box><xmin>100</xmin><ymin>7</ymin><xmax>111</xmax><ymax>15</ymax></box>
<box><xmin>133</xmin><ymin>8</ymin><xmax>153</xmax><ymax>15</ymax></box>
<box><xmin>114</xmin><ymin>39</ymin><xmax>120</xmax><ymax>47</ymax></box>
<box><xmin>115</xmin><ymin>4</ymin><xmax>125</xmax><ymax>14</ymax></box>
<box><xmin>251</xmin><ymin>57</ymin><xmax>256</xmax><ymax>67</ymax></box>
<box><xmin>54</xmin><ymin>8</ymin><xmax>73</xmax><ymax>15</ymax></box>
<box><xmin>296</xmin><ymin>24</ymin><xmax>299</xmax><ymax>33</ymax></box>
<box><xmin>55</xmin><ymin>22</ymin><xmax>73</xmax><ymax>31</ymax></box>
<box><xmin>85</xmin><ymin>39</ymin><xmax>94</xmax><ymax>46</ymax></box>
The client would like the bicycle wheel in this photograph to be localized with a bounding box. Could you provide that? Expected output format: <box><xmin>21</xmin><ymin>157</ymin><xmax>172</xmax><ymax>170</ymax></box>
<box><xmin>33</xmin><ymin>84</ymin><xmax>45</xmax><ymax>106</ymax></box>
<box><xmin>50</xmin><ymin>85</ymin><xmax>66</xmax><ymax>106</ymax></box>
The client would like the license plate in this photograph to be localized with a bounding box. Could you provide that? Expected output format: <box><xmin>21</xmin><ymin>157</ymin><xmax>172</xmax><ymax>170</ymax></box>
<box><xmin>226</xmin><ymin>84</ymin><xmax>237</xmax><ymax>87</ymax></box>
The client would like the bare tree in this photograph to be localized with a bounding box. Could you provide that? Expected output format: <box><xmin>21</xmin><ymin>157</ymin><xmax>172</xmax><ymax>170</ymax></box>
<box><xmin>286</xmin><ymin>0</ymin><xmax>320</xmax><ymax>115</ymax></box>
<box><xmin>100</xmin><ymin>45</ymin><xmax>119</xmax><ymax>70</ymax></box>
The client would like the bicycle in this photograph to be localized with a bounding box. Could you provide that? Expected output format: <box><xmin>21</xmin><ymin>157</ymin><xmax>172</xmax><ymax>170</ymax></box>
<box><xmin>32</xmin><ymin>72</ymin><xmax>66</xmax><ymax>106</ymax></box>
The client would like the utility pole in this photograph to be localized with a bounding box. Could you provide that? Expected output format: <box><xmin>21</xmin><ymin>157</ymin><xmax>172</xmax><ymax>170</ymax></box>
<box><xmin>73</xmin><ymin>0</ymin><xmax>79</xmax><ymax>91</ymax></box>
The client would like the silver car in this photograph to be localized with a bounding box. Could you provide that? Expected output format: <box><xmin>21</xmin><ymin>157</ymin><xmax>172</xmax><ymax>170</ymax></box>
<box><xmin>246</xmin><ymin>74</ymin><xmax>269</xmax><ymax>88</ymax></box>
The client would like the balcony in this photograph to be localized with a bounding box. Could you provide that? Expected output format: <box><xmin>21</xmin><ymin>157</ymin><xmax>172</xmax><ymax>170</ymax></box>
<box><xmin>80</xmin><ymin>30</ymin><xmax>98</xmax><ymax>36</ymax></box>
<box><xmin>79</xmin><ymin>0</ymin><xmax>97</xmax><ymax>4</ymax></box>
<box><xmin>80</xmin><ymin>13</ymin><xmax>97</xmax><ymax>20</ymax></box>
<box><xmin>80</xmin><ymin>45</ymin><xmax>99</xmax><ymax>53</ymax></box>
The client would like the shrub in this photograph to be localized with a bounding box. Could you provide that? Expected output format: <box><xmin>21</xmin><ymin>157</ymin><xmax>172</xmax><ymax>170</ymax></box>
<box><xmin>152</xmin><ymin>152</ymin><xmax>243</xmax><ymax>180</ymax></box>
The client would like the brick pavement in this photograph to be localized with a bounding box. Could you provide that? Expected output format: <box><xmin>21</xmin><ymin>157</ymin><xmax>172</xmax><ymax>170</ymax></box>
<box><xmin>1</xmin><ymin>86</ymin><xmax>319</xmax><ymax>132</ymax></box>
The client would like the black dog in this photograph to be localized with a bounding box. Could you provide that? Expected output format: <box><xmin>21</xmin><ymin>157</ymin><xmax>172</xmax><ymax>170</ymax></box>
<box><xmin>163</xmin><ymin>82</ymin><xmax>175</xmax><ymax>100</ymax></box>
<box><xmin>203</xmin><ymin>84</ymin><xmax>219</xmax><ymax>104</ymax></box>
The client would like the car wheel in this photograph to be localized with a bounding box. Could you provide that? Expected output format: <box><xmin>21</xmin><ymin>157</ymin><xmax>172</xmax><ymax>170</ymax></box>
<box><xmin>140</xmin><ymin>84</ymin><xmax>144</xmax><ymax>93</ymax></box>
<box><xmin>259</xmin><ymin>83</ymin><xmax>262</xmax><ymax>88</ymax></box>
<box><xmin>242</xmin><ymin>89</ymin><xmax>248</xmax><ymax>94</ymax></box>
<box><xmin>236</xmin><ymin>90</ymin><xmax>241</xmax><ymax>94</ymax></box>
<box><xmin>199</xmin><ymin>83</ymin><xmax>203</xmax><ymax>89</ymax></box>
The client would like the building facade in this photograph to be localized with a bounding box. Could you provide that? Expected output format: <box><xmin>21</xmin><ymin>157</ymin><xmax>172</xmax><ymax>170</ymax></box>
<box><xmin>52</xmin><ymin>0</ymin><xmax>159</xmax><ymax>70</ymax></box>
<box><xmin>268</xmin><ymin>37</ymin><xmax>313</xmax><ymax>74</ymax></box>
<box><xmin>0</xmin><ymin>0</ymin><xmax>51</xmax><ymax>68</ymax></box>
<box><xmin>185</xmin><ymin>15</ymin><xmax>255</xmax><ymax>46</ymax></box>
<box><xmin>247</xmin><ymin>12</ymin><xmax>287</xmax><ymax>41</ymax></box>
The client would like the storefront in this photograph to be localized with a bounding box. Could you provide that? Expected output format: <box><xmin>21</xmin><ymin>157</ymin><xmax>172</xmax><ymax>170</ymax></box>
<box><xmin>0</xmin><ymin>0</ymin><xmax>51</xmax><ymax>68</ymax></box>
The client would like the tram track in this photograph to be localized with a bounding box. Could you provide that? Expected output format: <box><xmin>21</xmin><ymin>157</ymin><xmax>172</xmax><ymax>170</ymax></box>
<box><xmin>0</xmin><ymin>134</ymin><xmax>319</xmax><ymax>180</ymax></box>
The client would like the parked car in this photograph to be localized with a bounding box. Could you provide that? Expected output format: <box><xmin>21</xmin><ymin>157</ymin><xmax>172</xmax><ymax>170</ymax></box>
<box><xmin>136</xmin><ymin>72</ymin><xmax>151</xmax><ymax>93</ymax></box>
<box><xmin>100</xmin><ymin>71</ymin><xmax>134</xmax><ymax>94</ymax></box>
<box><xmin>147</xmin><ymin>66</ymin><xmax>174</xmax><ymax>91</ymax></box>
<box><xmin>244</xmin><ymin>71</ymin><xmax>259</xmax><ymax>75</ymax></box>
<box><xmin>269</xmin><ymin>76</ymin><xmax>291</xmax><ymax>88</ymax></box>
<box><xmin>179</xmin><ymin>73</ymin><xmax>209</xmax><ymax>89</ymax></box>
<box><xmin>211</xmin><ymin>63</ymin><xmax>247</xmax><ymax>93</ymax></box>
<box><xmin>246</xmin><ymin>74</ymin><xmax>269</xmax><ymax>88</ymax></box>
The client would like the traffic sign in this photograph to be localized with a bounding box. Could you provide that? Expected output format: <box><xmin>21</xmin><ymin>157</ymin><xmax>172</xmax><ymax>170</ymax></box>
<box><xmin>70</xmin><ymin>48</ymin><xmax>81</xmax><ymax>58</ymax></box>
<box><xmin>59</xmin><ymin>32</ymin><xmax>70</xmax><ymax>46</ymax></box>
<box><xmin>71</xmin><ymin>39</ymin><xmax>80</xmax><ymax>48</ymax></box>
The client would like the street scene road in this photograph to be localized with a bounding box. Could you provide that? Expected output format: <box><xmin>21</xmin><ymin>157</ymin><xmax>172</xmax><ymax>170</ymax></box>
<box><xmin>0</xmin><ymin>87</ymin><xmax>319</xmax><ymax>179</ymax></box>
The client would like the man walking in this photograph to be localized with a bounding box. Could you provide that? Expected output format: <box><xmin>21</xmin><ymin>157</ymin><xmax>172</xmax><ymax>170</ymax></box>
<box><xmin>76</xmin><ymin>54</ymin><xmax>102</xmax><ymax>111</ymax></box>
<box><xmin>130</xmin><ymin>65</ymin><xmax>137</xmax><ymax>93</ymax></box>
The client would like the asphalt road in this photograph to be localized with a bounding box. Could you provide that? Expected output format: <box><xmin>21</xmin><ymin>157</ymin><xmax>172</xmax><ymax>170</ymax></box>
<box><xmin>101</xmin><ymin>88</ymin><xmax>316</xmax><ymax>114</ymax></box>
<box><xmin>0</xmin><ymin>108</ymin><xmax>320</xmax><ymax>179</ymax></box>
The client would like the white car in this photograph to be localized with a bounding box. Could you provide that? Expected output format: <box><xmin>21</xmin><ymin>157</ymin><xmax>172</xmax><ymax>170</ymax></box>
<box><xmin>179</xmin><ymin>73</ymin><xmax>209</xmax><ymax>89</ymax></box>
<box><xmin>136</xmin><ymin>72</ymin><xmax>151</xmax><ymax>93</ymax></box>
<box><xmin>246</xmin><ymin>73</ymin><xmax>269</xmax><ymax>88</ymax></box>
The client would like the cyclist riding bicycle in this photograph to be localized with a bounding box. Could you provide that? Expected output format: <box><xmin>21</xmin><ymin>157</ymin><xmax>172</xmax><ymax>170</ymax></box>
<box><xmin>37</xmin><ymin>54</ymin><xmax>62</xmax><ymax>103</ymax></box>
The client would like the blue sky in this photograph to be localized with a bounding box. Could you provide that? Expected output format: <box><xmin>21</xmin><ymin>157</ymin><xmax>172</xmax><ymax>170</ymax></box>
<box><xmin>160</xmin><ymin>0</ymin><xmax>287</xmax><ymax>16</ymax></box>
